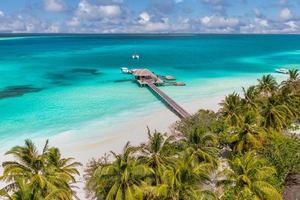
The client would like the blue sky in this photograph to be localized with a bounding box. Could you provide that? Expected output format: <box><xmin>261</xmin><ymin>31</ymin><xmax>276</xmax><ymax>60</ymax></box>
<box><xmin>0</xmin><ymin>0</ymin><xmax>299</xmax><ymax>33</ymax></box>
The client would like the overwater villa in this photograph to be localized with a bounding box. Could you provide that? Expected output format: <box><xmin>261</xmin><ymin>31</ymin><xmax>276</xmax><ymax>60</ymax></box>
<box><xmin>131</xmin><ymin>69</ymin><xmax>164</xmax><ymax>86</ymax></box>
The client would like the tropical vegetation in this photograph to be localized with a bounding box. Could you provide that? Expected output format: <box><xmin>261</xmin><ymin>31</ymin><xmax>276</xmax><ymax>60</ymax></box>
<box><xmin>0</xmin><ymin>140</ymin><xmax>82</xmax><ymax>200</ymax></box>
<box><xmin>1</xmin><ymin>69</ymin><xmax>299</xmax><ymax>199</ymax></box>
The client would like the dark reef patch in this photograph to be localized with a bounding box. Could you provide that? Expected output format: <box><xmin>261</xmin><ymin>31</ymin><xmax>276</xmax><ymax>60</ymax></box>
<box><xmin>70</xmin><ymin>68</ymin><xmax>101</xmax><ymax>75</ymax></box>
<box><xmin>0</xmin><ymin>85</ymin><xmax>43</xmax><ymax>99</ymax></box>
<box><xmin>44</xmin><ymin>68</ymin><xmax>101</xmax><ymax>85</ymax></box>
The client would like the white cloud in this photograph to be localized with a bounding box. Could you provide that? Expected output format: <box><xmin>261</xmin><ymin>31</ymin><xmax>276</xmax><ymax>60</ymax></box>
<box><xmin>136</xmin><ymin>12</ymin><xmax>170</xmax><ymax>32</ymax></box>
<box><xmin>240</xmin><ymin>17</ymin><xmax>270</xmax><ymax>33</ymax></box>
<box><xmin>44</xmin><ymin>0</ymin><xmax>66</xmax><ymax>12</ymax></box>
<box><xmin>284</xmin><ymin>21</ymin><xmax>298</xmax><ymax>32</ymax></box>
<box><xmin>99</xmin><ymin>5</ymin><xmax>121</xmax><ymax>17</ymax></box>
<box><xmin>0</xmin><ymin>14</ymin><xmax>60</xmax><ymax>33</ymax></box>
<box><xmin>254</xmin><ymin>18</ymin><xmax>269</xmax><ymax>27</ymax></box>
<box><xmin>280</xmin><ymin>8</ymin><xmax>292</xmax><ymax>21</ymax></box>
<box><xmin>138</xmin><ymin>12</ymin><xmax>150</xmax><ymax>24</ymax></box>
<box><xmin>144</xmin><ymin>22</ymin><xmax>170</xmax><ymax>32</ymax></box>
<box><xmin>76</xmin><ymin>0</ymin><xmax>122</xmax><ymax>20</ymax></box>
<box><xmin>1</xmin><ymin>0</ymin><xmax>300</xmax><ymax>34</ymax></box>
<box><xmin>200</xmin><ymin>16</ymin><xmax>239</xmax><ymax>28</ymax></box>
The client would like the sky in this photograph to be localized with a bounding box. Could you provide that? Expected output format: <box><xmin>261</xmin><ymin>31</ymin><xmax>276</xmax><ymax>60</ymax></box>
<box><xmin>0</xmin><ymin>0</ymin><xmax>300</xmax><ymax>33</ymax></box>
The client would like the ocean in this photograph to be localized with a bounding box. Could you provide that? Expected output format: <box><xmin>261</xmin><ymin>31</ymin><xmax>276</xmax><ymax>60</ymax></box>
<box><xmin>0</xmin><ymin>34</ymin><xmax>300</xmax><ymax>150</ymax></box>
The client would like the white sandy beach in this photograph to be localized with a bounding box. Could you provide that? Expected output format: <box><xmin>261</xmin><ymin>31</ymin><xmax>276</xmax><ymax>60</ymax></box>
<box><xmin>53</xmin><ymin>94</ymin><xmax>223</xmax><ymax>163</ymax></box>
<box><xmin>55</xmin><ymin>94</ymin><xmax>223</xmax><ymax>199</ymax></box>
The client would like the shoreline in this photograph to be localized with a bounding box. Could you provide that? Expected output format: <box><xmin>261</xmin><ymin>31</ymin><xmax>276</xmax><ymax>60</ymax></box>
<box><xmin>51</xmin><ymin>94</ymin><xmax>224</xmax><ymax>199</ymax></box>
<box><xmin>0</xmin><ymin>73</ymin><xmax>290</xmax><ymax>199</ymax></box>
<box><xmin>0</xmin><ymin>73</ymin><xmax>288</xmax><ymax>163</ymax></box>
<box><xmin>0</xmin><ymin>93</ymin><xmax>224</xmax><ymax>199</ymax></box>
<box><xmin>45</xmin><ymin>94</ymin><xmax>224</xmax><ymax>164</ymax></box>
<box><xmin>0</xmin><ymin>73</ymin><xmax>287</xmax><ymax>164</ymax></box>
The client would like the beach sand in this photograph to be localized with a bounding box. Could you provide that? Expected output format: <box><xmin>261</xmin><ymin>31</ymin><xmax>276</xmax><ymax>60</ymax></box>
<box><xmin>49</xmin><ymin>94</ymin><xmax>223</xmax><ymax>164</ymax></box>
<box><xmin>54</xmin><ymin>94</ymin><xmax>223</xmax><ymax>199</ymax></box>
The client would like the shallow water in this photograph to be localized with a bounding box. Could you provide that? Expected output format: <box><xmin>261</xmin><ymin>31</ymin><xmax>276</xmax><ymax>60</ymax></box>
<box><xmin>0</xmin><ymin>34</ymin><xmax>300</xmax><ymax>149</ymax></box>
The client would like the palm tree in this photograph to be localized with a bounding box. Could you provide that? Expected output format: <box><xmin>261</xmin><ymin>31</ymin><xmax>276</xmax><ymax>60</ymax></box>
<box><xmin>160</xmin><ymin>150</ymin><xmax>215</xmax><ymax>200</ymax></box>
<box><xmin>138</xmin><ymin>130</ymin><xmax>177</xmax><ymax>185</ymax></box>
<box><xmin>242</xmin><ymin>86</ymin><xmax>259</xmax><ymax>111</ymax></box>
<box><xmin>84</xmin><ymin>155</ymin><xmax>110</xmax><ymax>199</ymax></box>
<box><xmin>181</xmin><ymin>127</ymin><xmax>219</xmax><ymax>167</ymax></box>
<box><xmin>219</xmin><ymin>93</ymin><xmax>242</xmax><ymax>126</ymax></box>
<box><xmin>226</xmin><ymin>111</ymin><xmax>265</xmax><ymax>153</ymax></box>
<box><xmin>46</xmin><ymin>147</ymin><xmax>81</xmax><ymax>183</ymax></box>
<box><xmin>0</xmin><ymin>178</ymin><xmax>70</xmax><ymax>200</ymax></box>
<box><xmin>88</xmin><ymin>142</ymin><xmax>152</xmax><ymax>200</ymax></box>
<box><xmin>257</xmin><ymin>74</ymin><xmax>278</xmax><ymax>96</ymax></box>
<box><xmin>220</xmin><ymin>151</ymin><xmax>281</xmax><ymax>200</ymax></box>
<box><xmin>46</xmin><ymin>147</ymin><xmax>82</xmax><ymax>197</ymax></box>
<box><xmin>288</xmin><ymin>69</ymin><xmax>299</xmax><ymax>81</ymax></box>
<box><xmin>281</xmin><ymin>69</ymin><xmax>300</xmax><ymax>99</ymax></box>
<box><xmin>0</xmin><ymin>140</ymin><xmax>81</xmax><ymax>200</ymax></box>
<box><xmin>260</xmin><ymin>94</ymin><xmax>295</xmax><ymax>131</ymax></box>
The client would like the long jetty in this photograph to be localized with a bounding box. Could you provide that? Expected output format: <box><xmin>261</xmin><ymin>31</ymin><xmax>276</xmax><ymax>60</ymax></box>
<box><xmin>145</xmin><ymin>80</ymin><xmax>190</xmax><ymax>119</ymax></box>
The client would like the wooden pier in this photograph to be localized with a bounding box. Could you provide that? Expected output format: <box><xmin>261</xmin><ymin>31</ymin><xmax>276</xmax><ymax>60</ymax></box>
<box><xmin>121</xmin><ymin>67</ymin><xmax>190</xmax><ymax>119</ymax></box>
<box><xmin>145</xmin><ymin>80</ymin><xmax>190</xmax><ymax>119</ymax></box>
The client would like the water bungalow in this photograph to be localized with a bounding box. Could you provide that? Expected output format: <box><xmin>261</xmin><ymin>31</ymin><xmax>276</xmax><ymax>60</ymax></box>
<box><xmin>131</xmin><ymin>69</ymin><xmax>164</xmax><ymax>86</ymax></box>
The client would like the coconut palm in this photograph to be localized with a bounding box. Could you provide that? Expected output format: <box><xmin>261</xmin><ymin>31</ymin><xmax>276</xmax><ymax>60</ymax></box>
<box><xmin>260</xmin><ymin>94</ymin><xmax>295</xmax><ymax>131</ymax></box>
<box><xmin>158</xmin><ymin>150</ymin><xmax>215</xmax><ymax>200</ymax></box>
<box><xmin>288</xmin><ymin>69</ymin><xmax>299</xmax><ymax>81</ymax></box>
<box><xmin>84</xmin><ymin>155</ymin><xmax>111</xmax><ymax>199</ymax></box>
<box><xmin>281</xmin><ymin>69</ymin><xmax>300</xmax><ymax>101</ymax></box>
<box><xmin>0</xmin><ymin>140</ymin><xmax>81</xmax><ymax>200</ymax></box>
<box><xmin>46</xmin><ymin>147</ymin><xmax>81</xmax><ymax>183</ymax></box>
<box><xmin>226</xmin><ymin>111</ymin><xmax>265</xmax><ymax>153</ymax></box>
<box><xmin>89</xmin><ymin>142</ymin><xmax>152</xmax><ymax>200</ymax></box>
<box><xmin>278</xmin><ymin>85</ymin><xmax>300</xmax><ymax>120</ymax></box>
<box><xmin>220</xmin><ymin>151</ymin><xmax>281</xmax><ymax>200</ymax></box>
<box><xmin>0</xmin><ymin>178</ymin><xmax>70</xmax><ymax>200</ymax></box>
<box><xmin>242</xmin><ymin>86</ymin><xmax>259</xmax><ymax>111</ymax></box>
<box><xmin>257</xmin><ymin>74</ymin><xmax>278</xmax><ymax>96</ymax></box>
<box><xmin>219</xmin><ymin>93</ymin><xmax>242</xmax><ymax>126</ymax></box>
<box><xmin>138</xmin><ymin>130</ymin><xmax>177</xmax><ymax>185</ymax></box>
<box><xmin>181</xmin><ymin>127</ymin><xmax>219</xmax><ymax>167</ymax></box>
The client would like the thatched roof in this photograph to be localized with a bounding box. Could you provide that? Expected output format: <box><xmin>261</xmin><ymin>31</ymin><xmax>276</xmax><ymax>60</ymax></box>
<box><xmin>132</xmin><ymin>69</ymin><xmax>156</xmax><ymax>77</ymax></box>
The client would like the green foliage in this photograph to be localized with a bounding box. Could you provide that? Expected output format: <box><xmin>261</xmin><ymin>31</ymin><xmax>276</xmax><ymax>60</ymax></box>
<box><xmin>225</xmin><ymin>111</ymin><xmax>266</xmax><ymax>153</ymax></box>
<box><xmin>220</xmin><ymin>151</ymin><xmax>281</xmax><ymax>200</ymax></box>
<box><xmin>175</xmin><ymin>109</ymin><xmax>224</xmax><ymax>134</ymax></box>
<box><xmin>138</xmin><ymin>130</ymin><xmax>177</xmax><ymax>185</ymax></box>
<box><xmin>257</xmin><ymin>74</ymin><xmax>278</xmax><ymax>96</ymax></box>
<box><xmin>219</xmin><ymin>93</ymin><xmax>243</xmax><ymax>127</ymax></box>
<box><xmin>85</xmin><ymin>142</ymin><xmax>153</xmax><ymax>200</ymax></box>
<box><xmin>260</xmin><ymin>134</ymin><xmax>300</xmax><ymax>190</ymax></box>
<box><xmin>0</xmin><ymin>139</ymin><xmax>82</xmax><ymax>200</ymax></box>
<box><xmin>83</xmin><ymin>71</ymin><xmax>299</xmax><ymax>199</ymax></box>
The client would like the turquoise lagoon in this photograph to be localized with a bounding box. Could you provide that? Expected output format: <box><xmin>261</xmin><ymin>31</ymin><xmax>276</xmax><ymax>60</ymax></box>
<box><xmin>0</xmin><ymin>34</ymin><xmax>300</xmax><ymax>150</ymax></box>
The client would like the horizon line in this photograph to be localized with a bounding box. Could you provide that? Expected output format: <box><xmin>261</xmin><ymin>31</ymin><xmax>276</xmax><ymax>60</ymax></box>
<box><xmin>1</xmin><ymin>33</ymin><xmax>300</xmax><ymax>36</ymax></box>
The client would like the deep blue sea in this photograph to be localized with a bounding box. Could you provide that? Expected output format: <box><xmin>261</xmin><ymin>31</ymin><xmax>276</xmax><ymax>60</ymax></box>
<box><xmin>0</xmin><ymin>34</ymin><xmax>300</xmax><ymax>149</ymax></box>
